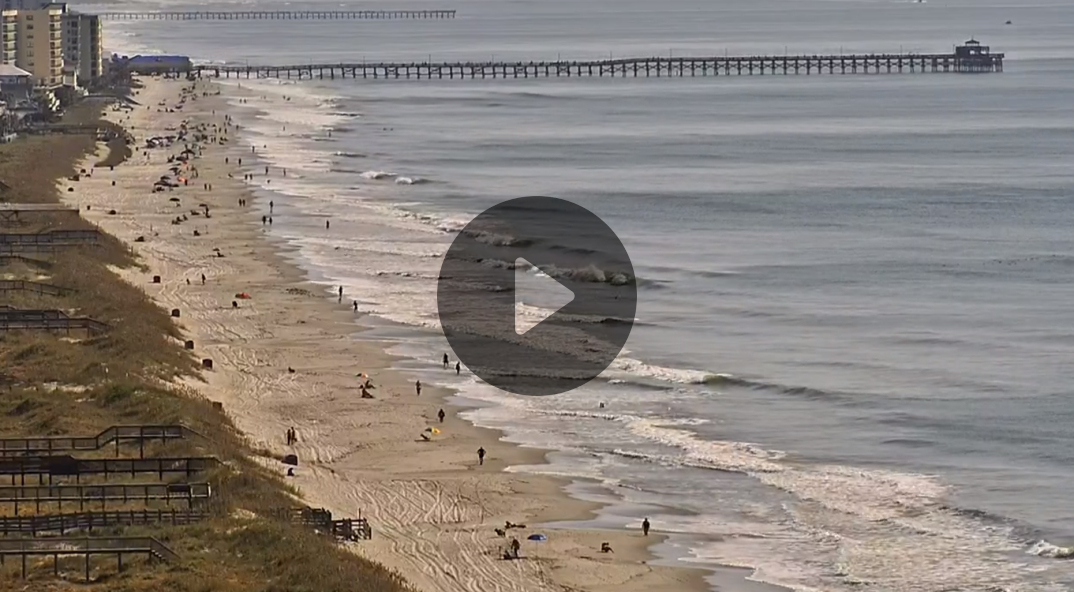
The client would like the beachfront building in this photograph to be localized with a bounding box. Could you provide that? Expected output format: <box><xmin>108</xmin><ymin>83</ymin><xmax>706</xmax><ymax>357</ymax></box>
<box><xmin>1</xmin><ymin>9</ymin><xmax>15</xmax><ymax>64</ymax></box>
<box><xmin>62</xmin><ymin>10</ymin><xmax>101</xmax><ymax>85</ymax></box>
<box><xmin>0</xmin><ymin>61</ymin><xmax>31</xmax><ymax>113</ymax></box>
<box><xmin>12</xmin><ymin>2</ymin><xmax>64</xmax><ymax>88</ymax></box>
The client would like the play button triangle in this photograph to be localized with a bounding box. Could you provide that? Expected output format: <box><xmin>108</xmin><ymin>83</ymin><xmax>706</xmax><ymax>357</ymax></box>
<box><xmin>515</xmin><ymin>257</ymin><xmax>575</xmax><ymax>336</ymax></box>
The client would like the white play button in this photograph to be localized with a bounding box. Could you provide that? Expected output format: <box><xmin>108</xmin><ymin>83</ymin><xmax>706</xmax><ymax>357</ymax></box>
<box><xmin>515</xmin><ymin>257</ymin><xmax>575</xmax><ymax>336</ymax></box>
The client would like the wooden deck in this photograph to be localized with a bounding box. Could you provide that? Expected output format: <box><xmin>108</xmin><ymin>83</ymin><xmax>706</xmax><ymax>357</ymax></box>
<box><xmin>0</xmin><ymin>280</ymin><xmax>73</xmax><ymax>297</ymax></box>
<box><xmin>0</xmin><ymin>230</ymin><xmax>99</xmax><ymax>255</ymax></box>
<box><xmin>0</xmin><ymin>482</ymin><xmax>212</xmax><ymax>514</ymax></box>
<box><xmin>0</xmin><ymin>204</ymin><xmax>80</xmax><ymax>226</ymax></box>
<box><xmin>0</xmin><ymin>230</ymin><xmax>99</xmax><ymax>245</ymax></box>
<box><xmin>0</xmin><ymin>455</ymin><xmax>220</xmax><ymax>484</ymax></box>
<box><xmin>0</xmin><ymin>536</ymin><xmax>178</xmax><ymax>581</ymax></box>
<box><xmin>0</xmin><ymin>309</ymin><xmax>108</xmax><ymax>336</ymax></box>
<box><xmin>0</xmin><ymin>508</ymin><xmax>210</xmax><ymax>536</ymax></box>
<box><xmin>0</xmin><ymin>425</ymin><xmax>194</xmax><ymax>458</ymax></box>
<box><xmin>273</xmin><ymin>506</ymin><xmax>372</xmax><ymax>540</ymax></box>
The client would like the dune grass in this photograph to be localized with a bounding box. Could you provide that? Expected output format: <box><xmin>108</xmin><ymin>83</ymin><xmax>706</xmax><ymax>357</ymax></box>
<box><xmin>0</xmin><ymin>104</ymin><xmax>416</xmax><ymax>591</ymax></box>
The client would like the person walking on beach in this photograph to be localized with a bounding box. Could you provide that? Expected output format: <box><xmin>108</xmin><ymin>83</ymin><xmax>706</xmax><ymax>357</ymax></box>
<box><xmin>201</xmin><ymin>273</ymin><xmax>206</xmax><ymax>285</ymax></box>
<box><xmin>326</xmin><ymin>219</ymin><xmax>330</xmax><ymax>230</ymax></box>
<box><xmin>415</xmin><ymin>380</ymin><xmax>422</xmax><ymax>396</ymax></box>
<box><xmin>353</xmin><ymin>300</ymin><xmax>358</xmax><ymax>312</ymax></box>
<box><xmin>442</xmin><ymin>354</ymin><xmax>449</xmax><ymax>369</ymax></box>
<box><xmin>269</xmin><ymin>200</ymin><xmax>274</xmax><ymax>213</ymax></box>
<box><xmin>510</xmin><ymin>537</ymin><xmax>521</xmax><ymax>559</ymax></box>
<box><xmin>438</xmin><ymin>408</ymin><xmax>446</xmax><ymax>423</ymax></box>
<box><xmin>477</xmin><ymin>447</ymin><xmax>486</xmax><ymax>466</ymax></box>
<box><xmin>262</xmin><ymin>215</ymin><xmax>267</xmax><ymax>225</ymax></box>
<box><xmin>338</xmin><ymin>286</ymin><xmax>343</xmax><ymax>303</ymax></box>
<box><xmin>642</xmin><ymin>518</ymin><xmax>650</xmax><ymax>536</ymax></box>
<box><xmin>456</xmin><ymin>361</ymin><xmax>461</xmax><ymax>375</ymax></box>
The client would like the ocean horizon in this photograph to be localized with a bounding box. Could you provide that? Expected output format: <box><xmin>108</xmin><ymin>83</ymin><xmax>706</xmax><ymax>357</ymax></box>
<box><xmin>87</xmin><ymin>0</ymin><xmax>1074</xmax><ymax>589</ymax></box>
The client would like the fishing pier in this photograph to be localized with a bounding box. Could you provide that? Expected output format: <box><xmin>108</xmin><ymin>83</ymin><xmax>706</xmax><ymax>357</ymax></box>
<box><xmin>99</xmin><ymin>10</ymin><xmax>456</xmax><ymax>20</ymax></box>
<box><xmin>194</xmin><ymin>40</ymin><xmax>1003</xmax><ymax>81</ymax></box>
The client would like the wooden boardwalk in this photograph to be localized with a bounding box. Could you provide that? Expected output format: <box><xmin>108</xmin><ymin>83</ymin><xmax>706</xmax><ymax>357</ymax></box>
<box><xmin>0</xmin><ymin>536</ymin><xmax>177</xmax><ymax>581</ymax></box>
<box><xmin>0</xmin><ymin>203</ymin><xmax>79</xmax><ymax>226</ymax></box>
<box><xmin>0</xmin><ymin>425</ymin><xmax>193</xmax><ymax>458</ymax></box>
<box><xmin>0</xmin><ymin>280</ymin><xmax>73</xmax><ymax>297</ymax></box>
<box><xmin>0</xmin><ymin>455</ymin><xmax>219</xmax><ymax>484</ymax></box>
<box><xmin>273</xmin><ymin>506</ymin><xmax>372</xmax><ymax>541</ymax></box>
<box><xmin>0</xmin><ymin>230</ymin><xmax>98</xmax><ymax>244</ymax></box>
<box><xmin>0</xmin><ymin>508</ymin><xmax>210</xmax><ymax>536</ymax></box>
<box><xmin>0</xmin><ymin>308</ymin><xmax>108</xmax><ymax>336</ymax></box>
<box><xmin>0</xmin><ymin>482</ymin><xmax>212</xmax><ymax>514</ymax></box>
<box><xmin>99</xmin><ymin>10</ymin><xmax>456</xmax><ymax>20</ymax></box>
<box><xmin>196</xmin><ymin>52</ymin><xmax>1004</xmax><ymax>81</ymax></box>
<box><xmin>0</xmin><ymin>255</ymin><xmax>49</xmax><ymax>267</ymax></box>
<box><xmin>0</xmin><ymin>230</ymin><xmax>100</xmax><ymax>254</ymax></box>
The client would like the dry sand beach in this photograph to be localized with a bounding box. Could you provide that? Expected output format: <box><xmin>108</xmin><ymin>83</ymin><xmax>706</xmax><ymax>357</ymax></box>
<box><xmin>65</xmin><ymin>76</ymin><xmax>709</xmax><ymax>592</ymax></box>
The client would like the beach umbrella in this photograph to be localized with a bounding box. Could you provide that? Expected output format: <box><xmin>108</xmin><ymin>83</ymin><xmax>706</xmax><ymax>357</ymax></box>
<box><xmin>527</xmin><ymin>533</ymin><xmax>547</xmax><ymax>559</ymax></box>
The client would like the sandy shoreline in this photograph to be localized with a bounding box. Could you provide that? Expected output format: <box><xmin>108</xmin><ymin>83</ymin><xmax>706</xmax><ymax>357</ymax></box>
<box><xmin>65</xmin><ymin>76</ymin><xmax>713</xmax><ymax>592</ymax></box>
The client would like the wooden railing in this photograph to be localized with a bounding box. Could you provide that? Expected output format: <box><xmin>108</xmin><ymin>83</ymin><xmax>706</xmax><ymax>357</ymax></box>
<box><xmin>0</xmin><ymin>536</ymin><xmax>179</xmax><ymax>580</ymax></box>
<box><xmin>0</xmin><ymin>425</ymin><xmax>193</xmax><ymax>458</ymax></box>
<box><xmin>0</xmin><ymin>482</ymin><xmax>212</xmax><ymax>514</ymax></box>
<box><xmin>0</xmin><ymin>230</ymin><xmax>99</xmax><ymax>244</ymax></box>
<box><xmin>0</xmin><ymin>280</ymin><xmax>73</xmax><ymax>296</ymax></box>
<box><xmin>271</xmin><ymin>506</ymin><xmax>372</xmax><ymax>540</ymax></box>
<box><xmin>0</xmin><ymin>309</ymin><xmax>108</xmax><ymax>335</ymax></box>
<box><xmin>0</xmin><ymin>507</ymin><xmax>210</xmax><ymax>536</ymax></box>
<box><xmin>0</xmin><ymin>455</ymin><xmax>219</xmax><ymax>482</ymax></box>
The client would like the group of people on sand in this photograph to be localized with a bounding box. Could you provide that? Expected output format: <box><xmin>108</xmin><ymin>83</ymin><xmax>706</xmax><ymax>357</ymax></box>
<box><xmin>285</xmin><ymin>426</ymin><xmax>298</xmax><ymax>445</ymax></box>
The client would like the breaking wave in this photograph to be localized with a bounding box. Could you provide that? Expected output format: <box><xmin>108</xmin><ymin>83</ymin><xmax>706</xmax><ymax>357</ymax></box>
<box><xmin>1027</xmin><ymin>540</ymin><xmax>1074</xmax><ymax>559</ymax></box>
<box><xmin>463</xmin><ymin>230</ymin><xmax>532</xmax><ymax>247</ymax></box>
<box><xmin>360</xmin><ymin>170</ymin><xmax>396</xmax><ymax>180</ymax></box>
<box><xmin>475</xmin><ymin>258</ymin><xmax>637</xmax><ymax>286</ymax></box>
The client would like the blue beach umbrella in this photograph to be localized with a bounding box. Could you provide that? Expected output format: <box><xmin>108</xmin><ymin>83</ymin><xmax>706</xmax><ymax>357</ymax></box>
<box><xmin>527</xmin><ymin>533</ymin><xmax>547</xmax><ymax>559</ymax></box>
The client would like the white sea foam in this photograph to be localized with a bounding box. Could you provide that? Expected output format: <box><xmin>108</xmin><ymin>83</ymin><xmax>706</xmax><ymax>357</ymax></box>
<box><xmin>360</xmin><ymin>170</ymin><xmax>396</xmax><ymax>180</ymax></box>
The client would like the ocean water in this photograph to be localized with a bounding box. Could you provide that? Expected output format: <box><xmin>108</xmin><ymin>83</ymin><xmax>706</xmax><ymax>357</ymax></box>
<box><xmin>88</xmin><ymin>0</ymin><xmax>1074</xmax><ymax>589</ymax></box>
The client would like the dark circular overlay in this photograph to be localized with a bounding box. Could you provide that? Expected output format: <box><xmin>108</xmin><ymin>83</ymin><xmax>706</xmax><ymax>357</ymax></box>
<box><xmin>437</xmin><ymin>196</ymin><xmax>637</xmax><ymax>396</ymax></box>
